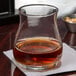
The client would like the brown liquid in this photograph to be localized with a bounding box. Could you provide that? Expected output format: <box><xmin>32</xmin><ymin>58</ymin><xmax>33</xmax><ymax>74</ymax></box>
<box><xmin>13</xmin><ymin>37</ymin><xmax>62</xmax><ymax>67</ymax></box>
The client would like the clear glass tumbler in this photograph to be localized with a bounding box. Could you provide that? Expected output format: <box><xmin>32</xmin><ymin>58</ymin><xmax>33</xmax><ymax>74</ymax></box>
<box><xmin>13</xmin><ymin>4</ymin><xmax>63</xmax><ymax>71</ymax></box>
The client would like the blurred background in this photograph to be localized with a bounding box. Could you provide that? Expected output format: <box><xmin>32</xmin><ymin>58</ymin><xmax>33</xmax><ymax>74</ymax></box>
<box><xmin>15</xmin><ymin>0</ymin><xmax>76</xmax><ymax>17</ymax></box>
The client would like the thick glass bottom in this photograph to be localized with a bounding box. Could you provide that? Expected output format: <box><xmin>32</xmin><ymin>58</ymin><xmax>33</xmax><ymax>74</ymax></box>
<box><xmin>15</xmin><ymin>60</ymin><xmax>61</xmax><ymax>72</ymax></box>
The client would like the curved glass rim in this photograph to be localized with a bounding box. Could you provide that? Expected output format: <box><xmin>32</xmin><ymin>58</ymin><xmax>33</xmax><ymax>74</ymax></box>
<box><xmin>19</xmin><ymin>4</ymin><xmax>58</xmax><ymax>17</ymax></box>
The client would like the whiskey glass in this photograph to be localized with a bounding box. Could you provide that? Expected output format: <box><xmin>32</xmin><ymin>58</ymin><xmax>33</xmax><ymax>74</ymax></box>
<box><xmin>13</xmin><ymin>4</ymin><xmax>63</xmax><ymax>71</ymax></box>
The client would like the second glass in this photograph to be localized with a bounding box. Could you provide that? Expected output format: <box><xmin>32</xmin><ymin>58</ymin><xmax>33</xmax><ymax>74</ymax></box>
<box><xmin>13</xmin><ymin>4</ymin><xmax>63</xmax><ymax>71</ymax></box>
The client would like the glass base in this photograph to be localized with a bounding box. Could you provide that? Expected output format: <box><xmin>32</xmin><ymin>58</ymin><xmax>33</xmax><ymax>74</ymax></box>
<box><xmin>15</xmin><ymin>60</ymin><xmax>61</xmax><ymax>72</ymax></box>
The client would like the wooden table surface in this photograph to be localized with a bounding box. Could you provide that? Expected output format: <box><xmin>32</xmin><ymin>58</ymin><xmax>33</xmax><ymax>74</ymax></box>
<box><xmin>0</xmin><ymin>19</ymin><xmax>76</xmax><ymax>76</ymax></box>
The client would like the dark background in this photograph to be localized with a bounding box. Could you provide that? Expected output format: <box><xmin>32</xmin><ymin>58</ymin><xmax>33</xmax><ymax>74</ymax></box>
<box><xmin>0</xmin><ymin>0</ymin><xmax>9</xmax><ymax>13</ymax></box>
<box><xmin>0</xmin><ymin>0</ymin><xmax>19</xmax><ymax>25</ymax></box>
<box><xmin>0</xmin><ymin>0</ymin><xmax>14</xmax><ymax>14</ymax></box>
